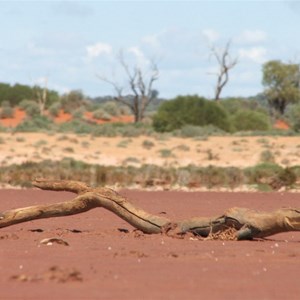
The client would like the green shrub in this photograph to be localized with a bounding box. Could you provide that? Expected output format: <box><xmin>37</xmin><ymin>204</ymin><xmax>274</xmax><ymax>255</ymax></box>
<box><xmin>142</xmin><ymin>139</ymin><xmax>155</xmax><ymax>150</ymax></box>
<box><xmin>176</xmin><ymin>144</ymin><xmax>190</xmax><ymax>151</ymax></box>
<box><xmin>245</xmin><ymin>163</ymin><xmax>282</xmax><ymax>185</ymax></box>
<box><xmin>225</xmin><ymin>167</ymin><xmax>244</xmax><ymax>189</ymax></box>
<box><xmin>286</xmin><ymin>103</ymin><xmax>300</xmax><ymax>132</ymax></box>
<box><xmin>15</xmin><ymin>116</ymin><xmax>54</xmax><ymax>132</ymax></box>
<box><xmin>48</xmin><ymin>102</ymin><xmax>61</xmax><ymax>117</ymax></box>
<box><xmin>92</xmin><ymin>109</ymin><xmax>111</xmax><ymax>120</ymax></box>
<box><xmin>0</xmin><ymin>106</ymin><xmax>14</xmax><ymax>118</ymax></box>
<box><xmin>260</xmin><ymin>150</ymin><xmax>275</xmax><ymax>163</ymax></box>
<box><xmin>153</xmin><ymin>95</ymin><xmax>231</xmax><ymax>132</ymax></box>
<box><xmin>221</xmin><ymin>97</ymin><xmax>267</xmax><ymax>115</ymax></box>
<box><xmin>202</xmin><ymin>166</ymin><xmax>226</xmax><ymax>188</ymax></box>
<box><xmin>277</xmin><ymin>167</ymin><xmax>297</xmax><ymax>188</ymax></box>
<box><xmin>91</xmin><ymin>123</ymin><xmax>119</xmax><ymax>137</ymax></box>
<box><xmin>230</xmin><ymin>110</ymin><xmax>271</xmax><ymax>132</ymax></box>
<box><xmin>58</xmin><ymin>119</ymin><xmax>95</xmax><ymax>134</ymax></box>
<box><xmin>158</xmin><ymin>148</ymin><xmax>173</xmax><ymax>158</ymax></box>
<box><xmin>72</xmin><ymin>107</ymin><xmax>86</xmax><ymax>119</ymax></box>
<box><xmin>117</xmin><ymin>139</ymin><xmax>132</xmax><ymax>148</ymax></box>
<box><xmin>118</xmin><ymin>123</ymin><xmax>154</xmax><ymax>137</ymax></box>
<box><xmin>102</xmin><ymin>101</ymin><xmax>121</xmax><ymax>116</ymax></box>
<box><xmin>19</xmin><ymin>99</ymin><xmax>40</xmax><ymax>117</ymax></box>
<box><xmin>0</xmin><ymin>100</ymin><xmax>14</xmax><ymax>118</ymax></box>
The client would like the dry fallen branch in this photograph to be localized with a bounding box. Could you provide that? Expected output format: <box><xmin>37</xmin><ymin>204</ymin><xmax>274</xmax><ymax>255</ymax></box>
<box><xmin>0</xmin><ymin>180</ymin><xmax>299</xmax><ymax>241</ymax></box>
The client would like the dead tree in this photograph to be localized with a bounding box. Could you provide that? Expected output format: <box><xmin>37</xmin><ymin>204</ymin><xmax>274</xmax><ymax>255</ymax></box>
<box><xmin>33</xmin><ymin>77</ymin><xmax>48</xmax><ymax>116</ymax></box>
<box><xmin>210</xmin><ymin>41</ymin><xmax>238</xmax><ymax>101</ymax></box>
<box><xmin>97</xmin><ymin>52</ymin><xmax>159</xmax><ymax>123</ymax></box>
<box><xmin>0</xmin><ymin>179</ymin><xmax>299</xmax><ymax>241</ymax></box>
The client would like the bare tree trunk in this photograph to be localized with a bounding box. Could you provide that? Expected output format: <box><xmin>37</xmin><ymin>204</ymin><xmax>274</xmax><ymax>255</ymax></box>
<box><xmin>34</xmin><ymin>78</ymin><xmax>48</xmax><ymax>116</ymax></box>
<box><xmin>0</xmin><ymin>180</ymin><xmax>299</xmax><ymax>241</ymax></box>
<box><xmin>210</xmin><ymin>41</ymin><xmax>238</xmax><ymax>101</ymax></box>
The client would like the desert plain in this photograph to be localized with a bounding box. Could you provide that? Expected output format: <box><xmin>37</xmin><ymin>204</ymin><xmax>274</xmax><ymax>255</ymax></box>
<box><xmin>0</xmin><ymin>133</ymin><xmax>300</xmax><ymax>299</ymax></box>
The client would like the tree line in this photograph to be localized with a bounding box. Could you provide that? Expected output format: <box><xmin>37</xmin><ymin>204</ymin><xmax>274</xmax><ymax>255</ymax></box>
<box><xmin>1</xmin><ymin>50</ymin><xmax>300</xmax><ymax>133</ymax></box>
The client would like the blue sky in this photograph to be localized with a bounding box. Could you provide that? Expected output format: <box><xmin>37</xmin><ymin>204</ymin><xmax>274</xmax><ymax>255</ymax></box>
<box><xmin>1</xmin><ymin>1</ymin><xmax>300</xmax><ymax>99</ymax></box>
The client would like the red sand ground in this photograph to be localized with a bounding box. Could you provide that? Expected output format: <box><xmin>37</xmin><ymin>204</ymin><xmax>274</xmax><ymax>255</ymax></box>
<box><xmin>0</xmin><ymin>189</ymin><xmax>299</xmax><ymax>299</ymax></box>
<box><xmin>0</xmin><ymin>108</ymin><xmax>26</xmax><ymax>128</ymax></box>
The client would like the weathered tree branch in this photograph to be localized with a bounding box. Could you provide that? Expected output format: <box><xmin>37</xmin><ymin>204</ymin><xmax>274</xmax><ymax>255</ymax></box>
<box><xmin>0</xmin><ymin>180</ymin><xmax>299</xmax><ymax>241</ymax></box>
<box><xmin>210</xmin><ymin>41</ymin><xmax>238</xmax><ymax>101</ymax></box>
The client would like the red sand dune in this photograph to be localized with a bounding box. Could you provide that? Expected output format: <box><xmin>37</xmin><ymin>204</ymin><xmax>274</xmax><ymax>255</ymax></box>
<box><xmin>274</xmin><ymin>119</ymin><xmax>290</xmax><ymax>130</ymax></box>
<box><xmin>0</xmin><ymin>108</ymin><xmax>26</xmax><ymax>128</ymax></box>
<box><xmin>0</xmin><ymin>107</ymin><xmax>134</xmax><ymax>128</ymax></box>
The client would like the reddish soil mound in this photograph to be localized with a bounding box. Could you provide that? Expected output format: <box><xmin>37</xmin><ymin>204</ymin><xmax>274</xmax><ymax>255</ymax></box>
<box><xmin>53</xmin><ymin>110</ymin><xmax>73</xmax><ymax>123</ymax></box>
<box><xmin>0</xmin><ymin>189</ymin><xmax>299</xmax><ymax>299</ymax></box>
<box><xmin>274</xmin><ymin>119</ymin><xmax>290</xmax><ymax>130</ymax></box>
<box><xmin>0</xmin><ymin>108</ymin><xmax>26</xmax><ymax>128</ymax></box>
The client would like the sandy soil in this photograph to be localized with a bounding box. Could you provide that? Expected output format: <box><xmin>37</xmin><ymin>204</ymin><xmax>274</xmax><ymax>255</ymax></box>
<box><xmin>1</xmin><ymin>132</ymin><xmax>300</xmax><ymax>168</ymax></box>
<box><xmin>0</xmin><ymin>189</ymin><xmax>299</xmax><ymax>300</ymax></box>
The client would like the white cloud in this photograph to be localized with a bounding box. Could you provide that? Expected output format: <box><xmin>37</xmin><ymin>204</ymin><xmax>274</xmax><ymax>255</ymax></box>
<box><xmin>32</xmin><ymin>76</ymin><xmax>48</xmax><ymax>86</ymax></box>
<box><xmin>202</xmin><ymin>29</ymin><xmax>220</xmax><ymax>43</ymax></box>
<box><xmin>86</xmin><ymin>42</ymin><xmax>112</xmax><ymax>59</ymax></box>
<box><xmin>236</xmin><ymin>30</ymin><xmax>267</xmax><ymax>44</ymax></box>
<box><xmin>238</xmin><ymin>47</ymin><xmax>267</xmax><ymax>63</ymax></box>
<box><xmin>128</xmin><ymin>46</ymin><xmax>144</xmax><ymax>59</ymax></box>
<box><xmin>127</xmin><ymin>46</ymin><xmax>149</xmax><ymax>66</ymax></box>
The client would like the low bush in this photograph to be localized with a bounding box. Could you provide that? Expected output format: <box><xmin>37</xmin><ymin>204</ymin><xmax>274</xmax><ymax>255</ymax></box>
<box><xmin>230</xmin><ymin>110</ymin><xmax>271</xmax><ymax>132</ymax></box>
<box><xmin>142</xmin><ymin>139</ymin><xmax>155</xmax><ymax>150</ymax></box>
<box><xmin>286</xmin><ymin>103</ymin><xmax>300</xmax><ymax>132</ymax></box>
<box><xmin>72</xmin><ymin>107</ymin><xmax>86</xmax><ymax>119</ymax></box>
<box><xmin>58</xmin><ymin>119</ymin><xmax>95</xmax><ymax>134</ymax></box>
<box><xmin>48</xmin><ymin>102</ymin><xmax>61</xmax><ymax>117</ymax></box>
<box><xmin>92</xmin><ymin>109</ymin><xmax>111</xmax><ymax>120</ymax></box>
<box><xmin>260</xmin><ymin>150</ymin><xmax>275</xmax><ymax>163</ymax></box>
<box><xmin>101</xmin><ymin>101</ymin><xmax>121</xmax><ymax>116</ymax></box>
<box><xmin>15</xmin><ymin>115</ymin><xmax>54</xmax><ymax>132</ymax></box>
<box><xmin>0</xmin><ymin>106</ymin><xmax>14</xmax><ymax>119</ymax></box>
<box><xmin>153</xmin><ymin>95</ymin><xmax>231</xmax><ymax>132</ymax></box>
<box><xmin>244</xmin><ymin>163</ymin><xmax>283</xmax><ymax>188</ymax></box>
<box><xmin>0</xmin><ymin>159</ymin><xmax>299</xmax><ymax>190</ymax></box>
<box><xmin>19</xmin><ymin>99</ymin><xmax>40</xmax><ymax>117</ymax></box>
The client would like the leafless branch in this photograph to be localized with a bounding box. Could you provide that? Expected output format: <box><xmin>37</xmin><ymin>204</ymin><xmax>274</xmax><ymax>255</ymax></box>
<box><xmin>209</xmin><ymin>41</ymin><xmax>238</xmax><ymax>101</ymax></box>
<box><xmin>97</xmin><ymin>51</ymin><xmax>159</xmax><ymax>122</ymax></box>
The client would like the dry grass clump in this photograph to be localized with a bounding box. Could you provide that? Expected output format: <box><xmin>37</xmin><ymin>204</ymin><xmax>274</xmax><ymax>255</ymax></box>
<box><xmin>117</xmin><ymin>139</ymin><xmax>132</xmax><ymax>148</ymax></box>
<box><xmin>205</xmin><ymin>227</ymin><xmax>238</xmax><ymax>241</ymax></box>
<box><xmin>142</xmin><ymin>139</ymin><xmax>155</xmax><ymax>150</ymax></box>
<box><xmin>175</xmin><ymin>144</ymin><xmax>190</xmax><ymax>152</ymax></box>
<box><xmin>158</xmin><ymin>148</ymin><xmax>174</xmax><ymax>158</ymax></box>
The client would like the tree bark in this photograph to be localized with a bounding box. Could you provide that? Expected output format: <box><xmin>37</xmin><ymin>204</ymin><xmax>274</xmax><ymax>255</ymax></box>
<box><xmin>0</xmin><ymin>180</ymin><xmax>299</xmax><ymax>241</ymax></box>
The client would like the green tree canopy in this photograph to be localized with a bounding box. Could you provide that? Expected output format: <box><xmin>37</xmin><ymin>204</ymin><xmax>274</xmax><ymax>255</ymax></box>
<box><xmin>0</xmin><ymin>82</ymin><xmax>60</xmax><ymax>108</ymax></box>
<box><xmin>152</xmin><ymin>95</ymin><xmax>231</xmax><ymax>132</ymax></box>
<box><xmin>262</xmin><ymin>60</ymin><xmax>300</xmax><ymax>115</ymax></box>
